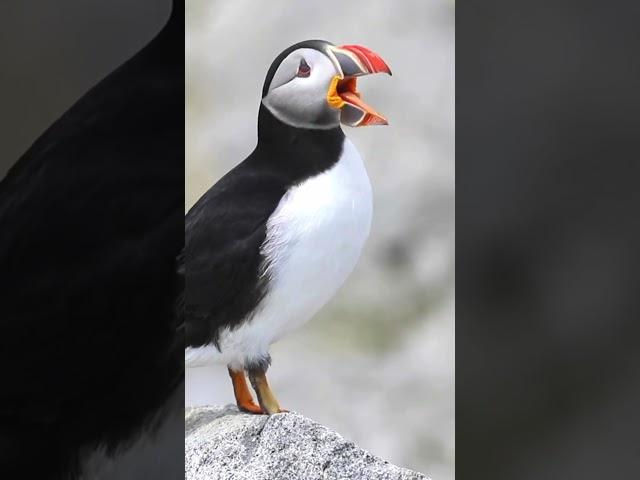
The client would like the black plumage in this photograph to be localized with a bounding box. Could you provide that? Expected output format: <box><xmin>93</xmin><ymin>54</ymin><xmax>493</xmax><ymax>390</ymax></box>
<box><xmin>184</xmin><ymin>103</ymin><xmax>344</xmax><ymax>350</ymax></box>
<box><xmin>0</xmin><ymin>3</ymin><xmax>183</xmax><ymax>479</ymax></box>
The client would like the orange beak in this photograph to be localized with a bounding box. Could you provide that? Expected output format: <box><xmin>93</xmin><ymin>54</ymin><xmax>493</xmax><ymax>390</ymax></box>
<box><xmin>326</xmin><ymin>44</ymin><xmax>392</xmax><ymax>127</ymax></box>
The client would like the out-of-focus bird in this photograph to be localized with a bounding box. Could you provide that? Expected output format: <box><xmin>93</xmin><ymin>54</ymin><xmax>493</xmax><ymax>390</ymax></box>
<box><xmin>184</xmin><ymin>39</ymin><xmax>391</xmax><ymax>414</ymax></box>
<box><xmin>0</xmin><ymin>2</ymin><xmax>184</xmax><ymax>478</ymax></box>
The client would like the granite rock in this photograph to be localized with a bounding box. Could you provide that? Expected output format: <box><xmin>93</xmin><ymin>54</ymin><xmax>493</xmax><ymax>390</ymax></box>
<box><xmin>185</xmin><ymin>405</ymin><xmax>429</xmax><ymax>480</ymax></box>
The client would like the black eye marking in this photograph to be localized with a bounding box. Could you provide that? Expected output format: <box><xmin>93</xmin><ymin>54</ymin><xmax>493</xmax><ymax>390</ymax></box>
<box><xmin>297</xmin><ymin>58</ymin><xmax>311</xmax><ymax>78</ymax></box>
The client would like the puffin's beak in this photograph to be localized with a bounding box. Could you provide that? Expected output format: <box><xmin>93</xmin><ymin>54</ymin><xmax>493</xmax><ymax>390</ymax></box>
<box><xmin>326</xmin><ymin>44</ymin><xmax>392</xmax><ymax>127</ymax></box>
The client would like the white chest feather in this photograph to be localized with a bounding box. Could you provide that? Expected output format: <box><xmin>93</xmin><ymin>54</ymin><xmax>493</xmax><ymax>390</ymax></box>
<box><xmin>186</xmin><ymin>139</ymin><xmax>372</xmax><ymax>369</ymax></box>
<box><xmin>259</xmin><ymin>138</ymin><xmax>373</xmax><ymax>332</ymax></box>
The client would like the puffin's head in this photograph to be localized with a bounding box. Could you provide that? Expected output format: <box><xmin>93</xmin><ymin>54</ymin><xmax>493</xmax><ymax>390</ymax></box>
<box><xmin>261</xmin><ymin>39</ymin><xmax>391</xmax><ymax>130</ymax></box>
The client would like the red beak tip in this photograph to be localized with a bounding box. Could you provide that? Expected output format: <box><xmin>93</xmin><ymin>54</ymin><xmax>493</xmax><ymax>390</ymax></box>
<box><xmin>363</xmin><ymin>117</ymin><xmax>389</xmax><ymax>126</ymax></box>
<box><xmin>340</xmin><ymin>44</ymin><xmax>392</xmax><ymax>76</ymax></box>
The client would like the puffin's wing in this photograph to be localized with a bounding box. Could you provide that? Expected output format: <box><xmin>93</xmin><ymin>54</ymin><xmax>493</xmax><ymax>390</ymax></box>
<box><xmin>184</xmin><ymin>163</ymin><xmax>285</xmax><ymax>348</ymax></box>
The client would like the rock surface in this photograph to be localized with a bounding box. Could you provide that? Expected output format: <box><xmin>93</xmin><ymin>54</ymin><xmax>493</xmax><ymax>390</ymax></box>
<box><xmin>185</xmin><ymin>405</ymin><xmax>429</xmax><ymax>480</ymax></box>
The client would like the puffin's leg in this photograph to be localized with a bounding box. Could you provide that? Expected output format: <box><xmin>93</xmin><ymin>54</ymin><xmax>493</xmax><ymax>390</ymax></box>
<box><xmin>228</xmin><ymin>367</ymin><xmax>263</xmax><ymax>414</ymax></box>
<box><xmin>247</xmin><ymin>365</ymin><xmax>285</xmax><ymax>415</ymax></box>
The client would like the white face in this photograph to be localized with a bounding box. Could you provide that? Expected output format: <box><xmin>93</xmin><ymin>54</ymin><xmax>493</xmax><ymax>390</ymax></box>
<box><xmin>262</xmin><ymin>48</ymin><xmax>342</xmax><ymax>130</ymax></box>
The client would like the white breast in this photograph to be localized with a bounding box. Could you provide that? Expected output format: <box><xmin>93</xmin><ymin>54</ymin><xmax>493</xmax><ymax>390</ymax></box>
<box><xmin>200</xmin><ymin>138</ymin><xmax>372</xmax><ymax>369</ymax></box>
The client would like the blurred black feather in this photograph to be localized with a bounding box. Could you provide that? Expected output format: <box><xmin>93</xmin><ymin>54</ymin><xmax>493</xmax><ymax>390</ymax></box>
<box><xmin>0</xmin><ymin>2</ymin><xmax>183</xmax><ymax>478</ymax></box>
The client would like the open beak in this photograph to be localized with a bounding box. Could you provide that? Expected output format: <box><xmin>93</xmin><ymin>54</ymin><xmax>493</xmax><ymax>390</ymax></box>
<box><xmin>326</xmin><ymin>44</ymin><xmax>392</xmax><ymax>127</ymax></box>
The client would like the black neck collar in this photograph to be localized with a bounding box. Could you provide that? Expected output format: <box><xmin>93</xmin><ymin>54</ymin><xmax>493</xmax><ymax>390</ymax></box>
<box><xmin>253</xmin><ymin>104</ymin><xmax>346</xmax><ymax>181</ymax></box>
<box><xmin>257</xmin><ymin>104</ymin><xmax>344</xmax><ymax>152</ymax></box>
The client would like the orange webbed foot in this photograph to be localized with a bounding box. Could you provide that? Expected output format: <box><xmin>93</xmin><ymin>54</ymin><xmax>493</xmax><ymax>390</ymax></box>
<box><xmin>238</xmin><ymin>400</ymin><xmax>265</xmax><ymax>415</ymax></box>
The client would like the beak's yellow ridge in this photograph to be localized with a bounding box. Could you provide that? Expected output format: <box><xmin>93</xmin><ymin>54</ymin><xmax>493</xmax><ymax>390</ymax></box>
<box><xmin>327</xmin><ymin>76</ymin><xmax>345</xmax><ymax>109</ymax></box>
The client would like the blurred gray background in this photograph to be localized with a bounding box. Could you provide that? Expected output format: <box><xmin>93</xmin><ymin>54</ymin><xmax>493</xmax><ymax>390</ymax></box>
<box><xmin>185</xmin><ymin>1</ymin><xmax>454</xmax><ymax>478</ymax></box>
<box><xmin>0</xmin><ymin>0</ymin><xmax>170</xmax><ymax>179</ymax></box>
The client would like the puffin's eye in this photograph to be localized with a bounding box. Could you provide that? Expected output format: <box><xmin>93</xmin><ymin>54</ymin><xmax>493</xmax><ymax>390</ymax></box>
<box><xmin>297</xmin><ymin>59</ymin><xmax>311</xmax><ymax>78</ymax></box>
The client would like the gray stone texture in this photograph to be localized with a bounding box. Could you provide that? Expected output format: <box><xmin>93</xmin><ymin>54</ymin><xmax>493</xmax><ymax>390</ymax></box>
<box><xmin>186</xmin><ymin>406</ymin><xmax>429</xmax><ymax>480</ymax></box>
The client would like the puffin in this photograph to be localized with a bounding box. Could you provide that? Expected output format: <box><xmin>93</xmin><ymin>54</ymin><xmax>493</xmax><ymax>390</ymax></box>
<box><xmin>0</xmin><ymin>2</ymin><xmax>183</xmax><ymax>478</ymax></box>
<box><xmin>184</xmin><ymin>39</ymin><xmax>391</xmax><ymax>414</ymax></box>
